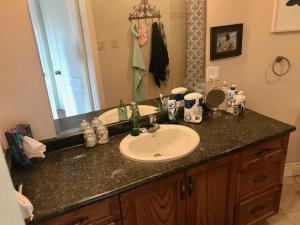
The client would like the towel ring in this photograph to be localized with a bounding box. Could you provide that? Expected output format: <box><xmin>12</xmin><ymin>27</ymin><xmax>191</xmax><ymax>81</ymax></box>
<box><xmin>272</xmin><ymin>56</ymin><xmax>291</xmax><ymax>77</ymax></box>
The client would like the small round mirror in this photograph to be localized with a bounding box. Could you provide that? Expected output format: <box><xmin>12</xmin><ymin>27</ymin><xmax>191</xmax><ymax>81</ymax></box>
<box><xmin>206</xmin><ymin>89</ymin><xmax>225</xmax><ymax>116</ymax></box>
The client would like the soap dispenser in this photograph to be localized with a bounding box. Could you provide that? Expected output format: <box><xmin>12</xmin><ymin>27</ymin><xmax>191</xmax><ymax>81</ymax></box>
<box><xmin>118</xmin><ymin>99</ymin><xmax>128</xmax><ymax>121</ymax></box>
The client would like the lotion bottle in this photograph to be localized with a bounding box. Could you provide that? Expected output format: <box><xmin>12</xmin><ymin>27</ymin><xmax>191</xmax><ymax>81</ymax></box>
<box><xmin>219</xmin><ymin>81</ymin><xmax>229</xmax><ymax>111</ymax></box>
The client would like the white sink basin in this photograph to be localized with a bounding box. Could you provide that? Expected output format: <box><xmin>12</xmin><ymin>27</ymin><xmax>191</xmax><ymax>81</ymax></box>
<box><xmin>99</xmin><ymin>105</ymin><xmax>158</xmax><ymax>125</ymax></box>
<box><xmin>120</xmin><ymin>125</ymin><xmax>200</xmax><ymax>162</ymax></box>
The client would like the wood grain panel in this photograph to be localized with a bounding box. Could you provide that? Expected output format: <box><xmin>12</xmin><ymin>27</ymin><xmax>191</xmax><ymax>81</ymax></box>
<box><xmin>186</xmin><ymin>155</ymin><xmax>238</xmax><ymax>225</ymax></box>
<box><xmin>120</xmin><ymin>173</ymin><xmax>185</xmax><ymax>225</ymax></box>
<box><xmin>186</xmin><ymin>169</ymin><xmax>208</xmax><ymax>225</ymax></box>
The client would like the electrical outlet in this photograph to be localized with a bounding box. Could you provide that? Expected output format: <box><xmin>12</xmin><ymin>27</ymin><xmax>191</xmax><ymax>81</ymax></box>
<box><xmin>98</xmin><ymin>41</ymin><xmax>106</xmax><ymax>51</ymax></box>
<box><xmin>206</xmin><ymin>66</ymin><xmax>220</xmax><ymax>82</ymax></box>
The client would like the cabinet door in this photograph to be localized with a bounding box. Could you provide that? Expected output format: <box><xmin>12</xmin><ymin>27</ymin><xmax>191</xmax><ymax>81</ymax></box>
<box><xmin>121</xmin><ymin>173</ymin><xmax>186</xmax><ymax>225</ymax></box>
<box><xmin>186</xmin><ymin>156</ymin><xmax>237</xmax><ymax>225</ymax></box>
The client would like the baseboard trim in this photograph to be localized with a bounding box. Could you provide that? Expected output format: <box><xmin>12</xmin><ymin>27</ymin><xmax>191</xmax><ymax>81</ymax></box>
<box><xmin>284</xmin><ymin>163</ymin><xmax>300</xmax><ymax>177</ymax></box>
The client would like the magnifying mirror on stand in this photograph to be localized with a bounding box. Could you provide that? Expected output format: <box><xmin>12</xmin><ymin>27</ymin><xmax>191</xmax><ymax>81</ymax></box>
<box><xmin>205</xmin><ymin>89</ymin><xmax>225</xmax><ymax>117</ymax></box>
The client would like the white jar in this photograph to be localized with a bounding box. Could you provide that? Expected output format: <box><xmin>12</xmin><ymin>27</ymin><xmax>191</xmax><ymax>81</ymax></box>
<box><xmin>96</xmin><ymin>124</ymin><xmax>109</xmax><ymax>144</ymax></box>
<box><xmin>91</xmin><ymin>117</ymin><xmax>101</xmax><ymax>129</ymax></box>
<box><xmin>233</xmin><ymin>91</ymin><xmax>246</xmax><ymax>115</ymax></box>
<box><xmin>83</xmin><ymin>126</ymin><xmax>97</xmax><ymax>148</ymax></box>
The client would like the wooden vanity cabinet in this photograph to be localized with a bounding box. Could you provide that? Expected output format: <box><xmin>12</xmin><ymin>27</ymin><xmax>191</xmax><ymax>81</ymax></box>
<box><xmin>38</xmin><ymin>135</ymin><xmax>290</xmax><ymax>225</ymax></box>
<box><xmin>120</xmin><ymin>136</ymin><xmax>289</xmax><ymax>225</ymax></box>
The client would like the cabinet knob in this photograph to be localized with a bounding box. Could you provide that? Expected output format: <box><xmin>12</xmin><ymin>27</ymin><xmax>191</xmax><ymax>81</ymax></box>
<box><xmin>188</xmin><ymin>176</ymin><xmax>193</xmax><ymax>196</ymax></box>
<box><xmin>251</xmin><ymin>205</ymin><xmax>265</xmax><ymax>215</ymax></box>
<box><xmin>180</xmin><ymin>181</ymin><xmax>186</xmax><ymax>200</ymax></box>
<box><xmin>255</xmin><ymin>148</ymin><xmax>273</xmax><ymax>156</ymax></box>
<box><xmin>253</xmin><ymin>175</ymin><xmax>267</xmax><ymax>183</ymax></box>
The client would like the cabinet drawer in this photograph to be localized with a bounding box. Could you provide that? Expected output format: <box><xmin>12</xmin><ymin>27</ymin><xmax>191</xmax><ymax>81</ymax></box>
<box><xmin>238</xmin><ymin>187</ymin><xmax>281</xmax><ymax>225</ymax></box>
<box><xmin>241</xmin><ymin>138</ymin><xmax>285</xmax><ymax>166</ymax></box>
<box><xmin>240</xmin><ymin>156</ymin><xmax>284</xmax><ymax>198</ymax></box>
<box><xmin>41</xmin><ymin>197</ymin><xmax>121</xmax><ymax>225</ymax></box>
<box><xmin>90</xmin><ymin>220</ymin><xmax>122</xmax><ymax>225</ymax></box>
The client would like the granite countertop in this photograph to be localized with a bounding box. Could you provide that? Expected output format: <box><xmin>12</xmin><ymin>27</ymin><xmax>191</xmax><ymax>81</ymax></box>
<box><xmin>12</xmin><ymin>110</ymin><xmax>296</xmax><ymax>224</ymax></box>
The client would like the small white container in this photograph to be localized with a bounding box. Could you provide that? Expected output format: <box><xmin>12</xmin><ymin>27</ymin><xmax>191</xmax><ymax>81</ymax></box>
<box><xmin>233</xmin><ymin>91</ymin><xmax>246</xmax><ymax>115</ymax></box>
<box><xmin>219</xmin><ymin>81</ymin><xmax>229</xmax><ymax>111</ymax></box>
<box><xmin>83</xmin><ymin>126</ymin><xmax>97</xmax><ymax>148</ymax></box>
<box><xmin>96</xmin><ymin>122</ymin><xmax>109</xmax><ymax>144</ymax></box>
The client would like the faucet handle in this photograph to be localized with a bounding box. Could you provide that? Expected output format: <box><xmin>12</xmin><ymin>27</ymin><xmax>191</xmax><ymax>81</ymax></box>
<box><xmin>130</xmin><ymin>102</ymin><xmax>140</xmax><ymax>117</ymax></box>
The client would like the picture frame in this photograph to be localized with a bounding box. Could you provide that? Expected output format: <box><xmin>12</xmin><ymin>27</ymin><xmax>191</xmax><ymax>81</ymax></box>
<box><xmin>272</xmin><ymin>0</ymin><xmax>300</xmax><ymax>33</ymax></box>
<box><xmin>210</xmin><ymin>24</ymin><xmax>243</xmax><ymax>61</ymax></box>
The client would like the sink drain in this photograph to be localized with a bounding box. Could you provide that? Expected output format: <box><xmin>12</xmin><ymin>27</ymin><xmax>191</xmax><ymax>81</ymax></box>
<box><xmin>153</xmin><ymin>153</ymin><xmax>162</xmax><ymax>157</ymax></box>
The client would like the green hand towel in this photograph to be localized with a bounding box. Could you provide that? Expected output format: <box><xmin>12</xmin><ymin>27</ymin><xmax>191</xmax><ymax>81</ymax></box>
<box><xmin>131</xmin><ymin>24</ymin><xmax>146</xmax><ymax>102</ymax></box>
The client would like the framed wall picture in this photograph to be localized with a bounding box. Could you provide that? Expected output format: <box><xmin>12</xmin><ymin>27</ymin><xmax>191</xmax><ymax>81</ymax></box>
<box><xmin>210</xmin><ymin>24</ymin><xmax>243</xmax><ymax>61</ymax></box>
<box><xmin>272</xmin><ymin>0</ymin><xmax>300</xmax><ymax>32</ymax></box>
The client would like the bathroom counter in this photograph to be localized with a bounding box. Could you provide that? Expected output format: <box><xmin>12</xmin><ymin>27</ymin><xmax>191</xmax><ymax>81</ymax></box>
<box><xmin>12</xmin><ymin>110</ymin><xmax>295</xmax><ymax>225</ymax></box>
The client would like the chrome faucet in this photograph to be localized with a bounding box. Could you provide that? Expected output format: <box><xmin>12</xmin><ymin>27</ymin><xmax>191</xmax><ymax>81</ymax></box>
<box><xmin>141</xmin><ymin>114</ymin><xmax>161</xmax><ymax>133</ymax></box>
<box><xmin>130</xmin><ymin>102</ymin><xmax>140</xmax><ymax>118</ymax></box>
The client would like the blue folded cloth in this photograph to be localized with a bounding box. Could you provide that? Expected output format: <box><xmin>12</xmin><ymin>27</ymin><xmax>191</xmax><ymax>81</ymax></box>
<box><xmin>5</xmin><ymin>124</ymin><xmax>33</xmax><ymax>169</ymax></box>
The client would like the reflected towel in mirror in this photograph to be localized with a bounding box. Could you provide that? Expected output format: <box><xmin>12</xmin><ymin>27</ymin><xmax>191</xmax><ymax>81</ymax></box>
<box><xmin>149</xmin><ymin>22</ymin><xmax>169</xmax><ymax>88</ymax></box>
<box><xmin>131</xmin><ymin>24</ymin><xmax>146</xmax><ymax>102</ymax></box>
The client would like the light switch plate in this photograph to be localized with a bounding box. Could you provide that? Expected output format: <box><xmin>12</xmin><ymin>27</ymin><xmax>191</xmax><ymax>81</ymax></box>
<box><xmin>206</xmin><ymin>66</ymin><xmax>220</xmax><ymax>82</ymax></box>
<box><xmin>98</xmin><ymin>41</ymin><xmax>106</xmax><ymax>51</ymax></box>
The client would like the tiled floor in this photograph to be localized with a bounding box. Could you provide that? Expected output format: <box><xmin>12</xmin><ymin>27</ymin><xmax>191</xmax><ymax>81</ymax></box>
<box><xmin>260</xmin><ymin>176</ymin><xmax>300</xmax><ymax>225</ymax></box>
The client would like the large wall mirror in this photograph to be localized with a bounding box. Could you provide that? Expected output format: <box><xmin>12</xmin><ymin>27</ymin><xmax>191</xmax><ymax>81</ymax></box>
<box><xmin>27</xmin><ymin>0</ymin><xmax>206</xmax><ymax>136</ymax></box>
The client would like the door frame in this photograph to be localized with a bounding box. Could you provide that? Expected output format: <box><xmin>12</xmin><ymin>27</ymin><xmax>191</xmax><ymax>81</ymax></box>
<box><xmin>78</xmin><ymin>0</ymin><xmax>107</xmax><ymax>110</ymax></box>
<box><xmin>27</xmin><ymin>0</ymin><xmax>60</xmax><ymax>119</ymax></box>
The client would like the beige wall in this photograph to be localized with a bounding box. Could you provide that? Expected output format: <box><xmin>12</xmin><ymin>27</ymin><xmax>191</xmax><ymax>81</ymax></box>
<box><xmin>0</xmin><ymin>0</ymin><xmax>56</xmax><ymax>146</ymax></box>
<box><xmin>93</xmin><ymin>0</ymin><xmax>186</xmax><ymax>107</ymax></box>
<box><xmin>207</xmin><ymin>0</ymin><xmax>300</xmax><ymax>163</ymax></box>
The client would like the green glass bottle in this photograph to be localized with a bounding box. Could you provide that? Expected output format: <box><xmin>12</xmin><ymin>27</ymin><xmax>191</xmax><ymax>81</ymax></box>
<box><xmin>129</xmin><ymin>103</ymin><xmax>140</xmax><ymax>136</ymax></box>
<box><xmin>129</xmin><ymin>116</ymin><xmax>140</xmax><ymax>136</ymax></box>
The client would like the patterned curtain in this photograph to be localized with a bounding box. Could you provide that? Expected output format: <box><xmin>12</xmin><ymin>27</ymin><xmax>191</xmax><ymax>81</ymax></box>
<box><xmin>185</xmin><ymin>0</ymin><xmax>206</xmax><ymax>90</ymax></box>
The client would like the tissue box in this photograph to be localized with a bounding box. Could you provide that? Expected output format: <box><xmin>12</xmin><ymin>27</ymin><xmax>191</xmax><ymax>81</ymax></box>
<box><xmin>5</xmin><ymin>124</ymin><xmax>33</xmax><ymax>169</ymax></box>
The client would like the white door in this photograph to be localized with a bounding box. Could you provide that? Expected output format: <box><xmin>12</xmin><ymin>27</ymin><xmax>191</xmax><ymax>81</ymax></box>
<box><xmin>39</xmin><ymin>0</ymin><xmax>93</xmax><ymax>117</ymax></box>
